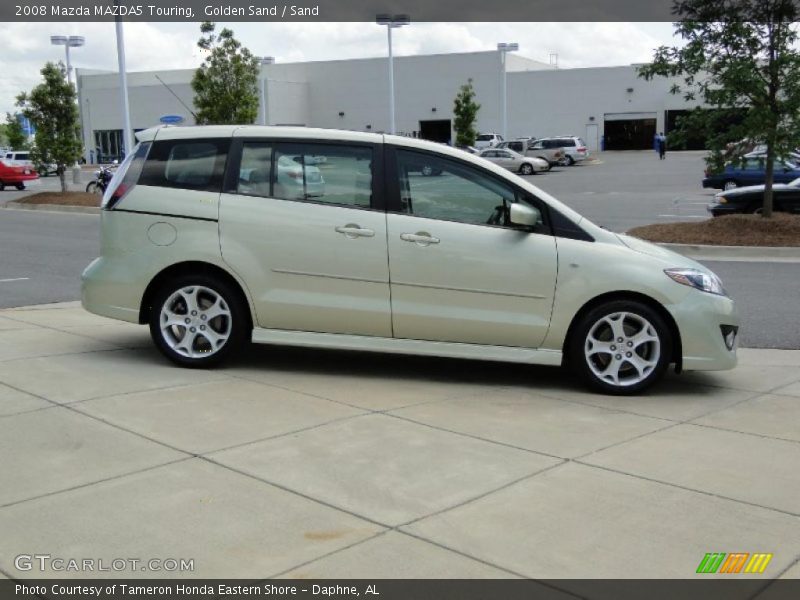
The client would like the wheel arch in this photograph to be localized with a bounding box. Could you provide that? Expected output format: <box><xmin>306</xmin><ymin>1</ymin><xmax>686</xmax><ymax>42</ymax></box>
<box><xmin>139</xmin><ymin>261</ymin><xmax>254</xmax><ymax>330</ymax></box>
<box><xmin>562</xmin><ymin>290</ymin><xmax>683</xmax><ymax>372</ymax></box>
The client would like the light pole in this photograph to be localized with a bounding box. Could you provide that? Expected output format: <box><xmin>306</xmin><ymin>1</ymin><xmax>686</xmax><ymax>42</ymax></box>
<box><xmin>50</xmin><ymin>35</ymin><xmax>85</xmax><ymax>87</ymax></box>
<box><xmin>376</xmin><ymin>14</ymin><xmax>409</xmax><ymax>135</ymax></box>
<box><xmin>257</xmin><ymin>56</ymin><xmax>275</xmax><ymax>126</ymax></box>
<box><xmin>497</xmin><ymin>42</ymin><xmax>518</xmax><ymax>141</ymax></box>
<box><xmin>114</xmin><ymin>17</ymin><xmax>132</xmax><ymax>159</ymax></box>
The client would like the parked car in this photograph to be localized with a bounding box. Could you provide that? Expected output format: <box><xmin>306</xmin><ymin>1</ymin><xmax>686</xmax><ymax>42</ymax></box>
<box><xmin>474</xmin><ymin>133</ymin><xmax>503</xmax><ymax>149</ymax></box>
<box><xmin>82</xmin><ymin>126</ymin><xmax>738</xmax><ymax>395</ymax></box>
<box><xmin>240</xmin><ymin>155</ymin><xmax>326</xmax><ymax>198</ymax></box>
<box><xmin>743</xmin><ymin>148</ymin><xmax>800</xmax><ymax>166</ymax></box>
<box><xmin>479</xmin><ymin>148</ymin><xmax>548</xmax><ymax>175</ymax></box>
<box><xmin>702</xmin><ymin>158</ymin><xmax>800</xmax><ymax>190</ymax></box>
<box><xmin>0</xmin><ymin>159</ymin><xmax>39</xmax><ymax>190</ymax></box>
<box><xmin>534</xmin><ymin>136</ymin><xmax>588</xmax><ymax>165</ymax></box>
<box><xmin>707</xmin><ymin>177</ymin><xmax>800</xmax><ymax>216</ymax></box>
<box><xmin>455</xmin><ymin>145</ymin><xmax>480</xmax><ymax>154</ymax></box>
<box><xmin>508</xmin><ymin>139</ymin><xmax>566</xmax><ymax>168</ymax></box>
<box><xmin>4</xmin><ymin>150</ymin><xmax>33</xmax><ymax>167</ymax></box>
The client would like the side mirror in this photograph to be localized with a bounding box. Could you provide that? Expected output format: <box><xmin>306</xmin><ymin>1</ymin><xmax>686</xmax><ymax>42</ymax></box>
<box><xmin>509</xmin><ymin>203</ymin><xmax>541</xmax><ymax>228</ymax></box>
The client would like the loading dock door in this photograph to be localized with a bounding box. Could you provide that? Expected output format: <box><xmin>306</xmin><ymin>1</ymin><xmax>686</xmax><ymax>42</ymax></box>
<box><xmin>603</xmin><ymin>113</ymin><xmax>657</xmax><ymax>150</ymax></box>
<box><xmin>419</xmin><ymin>120</ymin><xmax>452</xmax><ymax>144</ymax></box>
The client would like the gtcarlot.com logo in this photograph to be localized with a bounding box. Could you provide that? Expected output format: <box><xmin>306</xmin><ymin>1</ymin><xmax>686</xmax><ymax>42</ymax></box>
<box><xmin>696</xmin><ymin>552</ymin><xmax>773</xmax><ymax>574</ymax></box>
<box><xmin>14</xmin><ymin>554</ymin><xmax>194</xmax><ymax>573</ymax></box>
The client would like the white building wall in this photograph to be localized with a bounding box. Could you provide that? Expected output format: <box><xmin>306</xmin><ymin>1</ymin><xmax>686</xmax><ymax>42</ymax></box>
<box><xmin>506</xmin><ymin>65</ymin><xmax>692</xmax><ymax>144</ymax></box>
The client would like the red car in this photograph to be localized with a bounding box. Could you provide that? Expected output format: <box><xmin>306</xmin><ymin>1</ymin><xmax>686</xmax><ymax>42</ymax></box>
<box><xmin>0</xmin><ymin>159</ymin><xmax>39</xmax><ymax>191</ymax></box>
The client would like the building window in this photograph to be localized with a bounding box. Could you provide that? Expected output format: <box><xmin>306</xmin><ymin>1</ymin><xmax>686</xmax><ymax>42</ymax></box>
<box><xmin>93</xmin><ymin>129</ymin><xmax>123</xmax><ymax>163</ymax></box>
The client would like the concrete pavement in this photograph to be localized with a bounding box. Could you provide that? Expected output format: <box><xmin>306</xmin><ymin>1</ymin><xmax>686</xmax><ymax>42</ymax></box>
<box><xmin>0</xmin><ymin>303</ymin><xmax>799</xmax><ymax>587</ymax></box>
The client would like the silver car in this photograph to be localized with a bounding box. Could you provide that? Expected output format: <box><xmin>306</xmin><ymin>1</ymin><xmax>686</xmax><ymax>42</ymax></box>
<box><xmin>479</xmin><ymin>148</ymin><xmax>549</xmax><ymax>175</ymax></box>
<box><xmin>82</xmin><ymin>126</ymin><xmax>738</xmax><ymax>394</ymax></box>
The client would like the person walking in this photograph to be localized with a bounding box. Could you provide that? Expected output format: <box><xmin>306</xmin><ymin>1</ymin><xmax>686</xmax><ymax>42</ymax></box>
<box><xmin>657</xmin><ymin>132</ymin><xmax>667</xmax><ymax>160</ymax></box>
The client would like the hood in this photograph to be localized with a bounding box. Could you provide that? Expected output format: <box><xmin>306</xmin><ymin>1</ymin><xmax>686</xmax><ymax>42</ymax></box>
<box><xmin>615</xmin><ymin>233</ymin><xmax>706</xmax><ymax>270</ymax></box>
<box><xmin>718</xmin><ymin>183</ymin><xmax>794</xmax><ymax>197</ymax></box>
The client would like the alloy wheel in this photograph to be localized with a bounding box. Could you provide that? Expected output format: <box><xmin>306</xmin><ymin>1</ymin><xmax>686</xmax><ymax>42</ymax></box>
<box><xmin>159</xmin><ymin>285</ymin><xmax>232</xmax><ymax>359</ymax></box>
<box><xmin>584</xmin><ymin>311</ymin><xmax>661</xmax><ymax>387</ymax></box>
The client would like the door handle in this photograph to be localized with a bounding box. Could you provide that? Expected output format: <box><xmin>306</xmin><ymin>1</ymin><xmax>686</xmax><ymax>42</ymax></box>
<box><xmin>335</xmin><ymin>224</ymin><xmax>375</xmax><ymax>238</ymax></box>
<box><xmin>400</xmin><ymin>232</ymin><xmax>440</xmax><ymax>245</ymax></box>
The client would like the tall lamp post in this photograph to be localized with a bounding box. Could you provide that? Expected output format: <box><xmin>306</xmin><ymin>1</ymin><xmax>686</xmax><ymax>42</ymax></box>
<box><xmin>115</xmin><ymin>17</ymin><xmax>132</xmax><ymax>159</ymax></box>
<box><xmin>51</xmin><ymin>35</ymin><xmax>85</xmax><ymax>176</ymax></box>
<box><xmin>376</xmin><ymin>14</ymin><xmax>409</xmax><ymax>135</ymax></box>
<box><xmin>257</xmin><ymin>56</ymin><xmax>275</xmax><ymax>126</ymax></box>
<box><xmin>497</xmin><ymin>42</ymin><xmax>518</xmax><ymax>141</ymax></box>
<box><xmin>50</xmin><ymin>35</ymin><xmax>85</xmax><ymax>87</ymax></box>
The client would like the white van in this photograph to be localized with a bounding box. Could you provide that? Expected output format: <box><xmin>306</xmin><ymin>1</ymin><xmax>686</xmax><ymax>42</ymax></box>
<box><xmin>82</xmin><ymin>126</ymin><xmax>738</xmax><ymax>394</ymax></box>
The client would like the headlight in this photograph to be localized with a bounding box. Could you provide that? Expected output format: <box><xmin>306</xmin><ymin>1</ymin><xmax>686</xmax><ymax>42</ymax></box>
<box><xmin>717</xmin><ymin>196</ymin><xmax>728</xmax><ymax>204</ymax></box>
<box><xmin>664</xmin><ymin>268</ymin><xmax>727</xmax><ymax>296</ymax></box>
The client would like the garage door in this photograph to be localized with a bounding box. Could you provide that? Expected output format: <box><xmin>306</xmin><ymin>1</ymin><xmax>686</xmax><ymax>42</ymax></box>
<box><xmin>604</xmin><ymin>113</ymin><xmax>657</xmax><ymax>150</ymax></box>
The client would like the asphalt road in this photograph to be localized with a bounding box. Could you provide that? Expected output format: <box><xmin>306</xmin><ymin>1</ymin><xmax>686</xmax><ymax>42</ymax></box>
<box><xmin>0</xmin><ymin>152</ymin><xmax>796</xmax><ymax>349</ymax></box>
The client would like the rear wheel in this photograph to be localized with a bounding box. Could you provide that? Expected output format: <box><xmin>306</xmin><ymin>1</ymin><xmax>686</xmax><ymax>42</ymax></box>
<box><xmin>149</xmin><ymin>274</ymin><xmax>248</xmax><ymax>368</ymax></box>
<box><xmin>0</xmin><ymin>181</ymin><xmax>4</xmax><ymax>191</ymax></box>
<box><xmin>569</xmin><ymin>300</ymin><xmax>672</xmax><ymax>395</ymax></box>
<box><xmin>723</xmin><ymin>180</ymin><xmax>738</xmax><ymax>191</ymax></box>
<box><xmin>520</xmin><ymin>163</ymin><xmax>534</xmax><ymax>176</ymax></box>
<box><xmin>566</xmin><ymin>155</ymin><xmax>576</xmax><ymax>166</ymax></box>
<box><xmin>15</xmin><ymin>183</ymin><xmax>25</xmax><ymax>190</ymax></box>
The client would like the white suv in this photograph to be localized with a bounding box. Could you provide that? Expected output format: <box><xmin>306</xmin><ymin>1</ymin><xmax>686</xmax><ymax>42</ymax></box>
<box><xmin>474</xmin><ymin>133</ymin><xmax>503</xmax><ymax>150</ymax></box>
<box><xmin>82</xmin><ymin>126</ymin><xmax>738</xmax><ymax>394</ymax></box>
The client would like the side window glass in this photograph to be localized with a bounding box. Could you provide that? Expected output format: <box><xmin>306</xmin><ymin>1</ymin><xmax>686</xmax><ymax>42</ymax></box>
<box><xmin>272</xmin><ymin>143</ymin><xmax>372</xmax><ymax>207</ymax></box>
<box><xmin>396</xmin><ymin>150</ymin><xmax>517</xmax><ymax>226</ymax></box>
<box><xmin>237</xmin><ymin>142</ymin><xmax>272</xmax><ymax>197</ymax></box>
<box><xmin>140</xmin><ymin>139</ymin><xmax>228</xmax><ymax>192</ymax></box>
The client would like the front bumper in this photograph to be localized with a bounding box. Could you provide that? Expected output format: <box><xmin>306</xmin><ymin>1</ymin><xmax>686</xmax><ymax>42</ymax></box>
<box><xmin>668</xmin><ymin>290</ymin><xmax>740</xmax><ymax>371</ymax></box>
<box><xmin>707</xmin><ymin>203</ymin><xmax>742</xmax><ymax>216</ymax></box>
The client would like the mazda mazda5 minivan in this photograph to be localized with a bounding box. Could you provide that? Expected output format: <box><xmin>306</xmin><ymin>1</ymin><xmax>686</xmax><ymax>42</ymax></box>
<box><xmin>82</xmin><ymin>126</ymin><xmax>738</xmax><ymax>394</ymax></box>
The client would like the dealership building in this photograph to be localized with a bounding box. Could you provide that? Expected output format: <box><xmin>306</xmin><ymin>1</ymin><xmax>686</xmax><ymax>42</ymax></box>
<box><xmin>76</xmin><ymin>49</ymin><xmax>695</xmax><ymax>162</ymax></box>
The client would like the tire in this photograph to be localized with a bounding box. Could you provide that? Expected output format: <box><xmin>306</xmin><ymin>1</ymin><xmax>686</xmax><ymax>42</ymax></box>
<box><xmin>148</xmin><ymin>274</ymin><xmax>249</xmax><ymax>368</ymax></box>
<box><xmin>421</xmin><ymin>165</ymin><xmax>434</xmax><ymax>177</ymax></box>
<box><xmin>568</xmin><ymin>300</ymin><xmax>672</xmax><ymax>395</ymax></box>
<box><xmin>86</xmin><ymin>181</ymin><xmax>100</xmax><ymax>194</ymax></box>
<box><xmin>520</xmin><ymin>163</ymin><xmax>534</xmax><ymax>176</ymax></box>
<box><xmin>751</xmin><ymin>206</ymin><xmax>764</xmax><ymax>215</ymax></box>
<box><xmin>0</xmin><ymin>181</ymin><xmax>4</xmax><ymax>191</ymax></box>
<box><xmin>15</xmin><ymin>183</ymin><xmax>25</xmax><ymax>190</ymax></box>
<box><xmin>723</xmin><ymin>180</ymin><xmax>738</xmax><ymax>191</ymax></box>
<box><xmin>566</xmin><ymin>155</ymin><xmax>576</xmax><ymax>166</ymax></box>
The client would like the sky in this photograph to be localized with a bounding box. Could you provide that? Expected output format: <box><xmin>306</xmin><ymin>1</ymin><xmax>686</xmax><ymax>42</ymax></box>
<box><xmin>0</xmin><ymin>22</ymin><xmax>681</xmax><ymax>116</ymax></box>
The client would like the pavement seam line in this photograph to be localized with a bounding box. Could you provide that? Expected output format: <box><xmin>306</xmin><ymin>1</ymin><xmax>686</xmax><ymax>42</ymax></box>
<box><xmin>573</xmin><ymin>460</ymin><xmax>800</xmax><ymax>518</ymax></box>
<box><xmin>749</xmin><ymin>552</ymin><xmax>800</xmax><ymax>598</ymax></box>
<box><xmin>398</xmin><ymin>459</ymin><xmax>569</xmax><ymax>528</ymax></box>
<box><xmin>197</xmin><ymin>455</ymin><xmax>394</xmax><ymax>529</ymax></box>
<box><xmin>0</xmin><ymin>456</ymin><xmax>193</xmax><ymax>510</ymax></box>
<box><xmin>685</xmin><ymin>420</ymin><xmax>800</xmax><ymax>447</ymax></box>
<box><xmin>62</xmin><ymin>376</ymin><xmax>244</xmax><ymax>407</ymax></box>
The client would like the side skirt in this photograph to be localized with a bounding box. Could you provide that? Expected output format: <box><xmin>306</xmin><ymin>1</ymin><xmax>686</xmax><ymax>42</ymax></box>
<box><xmin>251</xmin><ymin>328</ymin><xmax>563</xmax><ymax>366</ymax></box>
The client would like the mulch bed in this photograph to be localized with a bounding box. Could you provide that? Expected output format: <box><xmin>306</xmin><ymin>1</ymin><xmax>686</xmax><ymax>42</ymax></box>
<box><xmin>628</xmin><ymin>213</ymin><xmax>800</xmax><ymax>247</ymax></box>
<box><xmin>15</xmin><ymin>192</ymin><xmax>100</xmax><ymax>207</ymax></box>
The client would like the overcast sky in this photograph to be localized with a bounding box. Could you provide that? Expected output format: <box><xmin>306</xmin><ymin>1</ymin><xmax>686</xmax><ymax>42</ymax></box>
<box><xmin>1</xmin><ymin>22</ymin><xmax>681</xmax><ymax>116</ymax></box>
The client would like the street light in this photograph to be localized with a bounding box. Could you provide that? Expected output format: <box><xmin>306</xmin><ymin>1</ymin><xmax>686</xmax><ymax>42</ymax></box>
<box><xmin>497</xmin><ymin>42</ymin><xmax>518</xmax><ymax>141</ymax></box>
<box><xmin>376</xmin><ymin>14</ymin><xmax>410</xmax><ymax>135</ymax></box>
<box><xmin>257</xmin><ymin>56</ymin><xmax>275</xmax><ymax>126</ymax></box>
<box><xmin>50</xmin><ymin>35</ymin><xmax>85</xmax><ymax>87</ymax></box>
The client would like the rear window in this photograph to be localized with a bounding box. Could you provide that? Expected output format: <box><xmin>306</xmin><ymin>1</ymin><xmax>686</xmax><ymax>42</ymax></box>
<box><xmin>558</xmin><ymin>138</ymin><xmax>576</xmax><ymax>147</ymax></box>
<box><xmin>139</xmin><ymin>138</ymin><xmax>229</xmax><ymax>192</ymax></box>
<box><xmin>14</xmin><ymin>153</ymin><xmax>29</xmax><ymax>160</ymax></box>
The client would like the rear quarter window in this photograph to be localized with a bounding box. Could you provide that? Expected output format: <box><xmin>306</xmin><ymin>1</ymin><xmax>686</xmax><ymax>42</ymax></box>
<box><xmin>139</xmin><ymin>138</ymin><xmax>229</xmax><ymax>192</ymax></box>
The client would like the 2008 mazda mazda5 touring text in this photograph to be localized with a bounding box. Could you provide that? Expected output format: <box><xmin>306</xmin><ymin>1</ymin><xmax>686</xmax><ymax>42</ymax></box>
<box><xmin>81</xmin><ymin>126</ymin><xmax>739</xmax><ymax>395</ymax></box>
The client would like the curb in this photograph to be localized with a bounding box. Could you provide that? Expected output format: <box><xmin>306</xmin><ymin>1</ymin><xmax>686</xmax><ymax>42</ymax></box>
<box><xmin>659</xmin><ymin>242</ymin><xmax>800</xmax><ymax>262</ymax></box>
<box><xmin>2</xmin><ymin>202</ymin><xmax>100</xmax><ymax>215</ymax></box>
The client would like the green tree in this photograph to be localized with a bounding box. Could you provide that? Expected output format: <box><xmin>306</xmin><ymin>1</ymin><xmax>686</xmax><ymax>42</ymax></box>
<box><xmin>17</xmin><ymin>63</ymin><xmax>82</xmax><ymax>192</ymax></box>
<box><xmin>639</xmin><ymin>0</ymin><xmax>800</xmax><ymax>218</ymax></box>
<box><xmin>452</xmin><ymin>79</ymin><xmax>481</xmax><ymax>147</ymax></box>
<box><xmin>4</xmin><ymin>112</ymin><xmax>29</xmax><ymax>150</ymax></box>
<box><xmin>191</xmin><ymin>22</ymin><xmax>260</xmax><ymax>125</ymax></box>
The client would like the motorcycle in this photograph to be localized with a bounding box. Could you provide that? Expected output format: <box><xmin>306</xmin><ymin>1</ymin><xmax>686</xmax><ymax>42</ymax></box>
<box><xmin>85</xmin><ymin>164</ymin><xmax>117</xmax><ymax>195</ymax></box>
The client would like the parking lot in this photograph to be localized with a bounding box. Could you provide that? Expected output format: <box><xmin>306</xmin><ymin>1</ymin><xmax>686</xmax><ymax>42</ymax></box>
<box><xmin>1</xmin><ymin>149</ymin><xmax>798</xmax><ymax>587</ymax></box>
<box><xmin>0</xmin><ymin>303</ymin><xmax>799</xmax><ymax>587</ymax></box>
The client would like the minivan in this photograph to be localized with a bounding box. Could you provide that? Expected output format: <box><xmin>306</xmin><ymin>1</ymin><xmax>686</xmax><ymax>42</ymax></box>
<box><xmin>82</xmin><ymin>126</ymin><xmax>738</xmax><ymax>394</ymax></box>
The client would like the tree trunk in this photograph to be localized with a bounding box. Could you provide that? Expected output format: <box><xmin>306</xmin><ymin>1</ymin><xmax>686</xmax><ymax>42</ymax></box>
<box><xmin>763</xmin><ymin>156</ymin><xmax>774</xmax><ymax>218</ymax></box>
<box><xmin>59</xmin><ymin>168</ymin><xmax>67</xmax><ymax>194</ymax></box>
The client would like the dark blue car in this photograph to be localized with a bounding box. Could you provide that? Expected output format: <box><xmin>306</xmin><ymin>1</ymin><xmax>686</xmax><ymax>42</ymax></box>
<box><xmin>702</xmin><ymin>158</ymin><xmax>800</xmax><ymax>191</ymax></box>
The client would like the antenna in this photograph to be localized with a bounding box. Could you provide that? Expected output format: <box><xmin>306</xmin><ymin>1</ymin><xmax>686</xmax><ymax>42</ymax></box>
<box><xmin>154</xmin><ymin>74</ymin><xmax>198</xmax><ymax>121</ymax></box>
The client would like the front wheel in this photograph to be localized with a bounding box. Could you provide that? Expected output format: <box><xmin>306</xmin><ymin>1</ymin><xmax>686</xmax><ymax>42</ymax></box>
<box><xmin>15</xmin><ymin>183</ymin><xmax>25</xmax><ymax>190</ymax></box>
<box><xmin>86</xmin><ymin>181</ymin><xmax>101</xmax><ymax>194</ymax></box>
<box><xmin>520</xmin><ymin>163</ymin><xmax>534</xmax><ymax>176</ymax></box>
<box><xmin>149</xmin><ymin>275</ymin><xmax>248</xmax><ymax>368</ymax></box>
<box><xmin>569</xmin><ymin>300</ymin><xmax>672</xmax><ymax>395</ymax></box>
